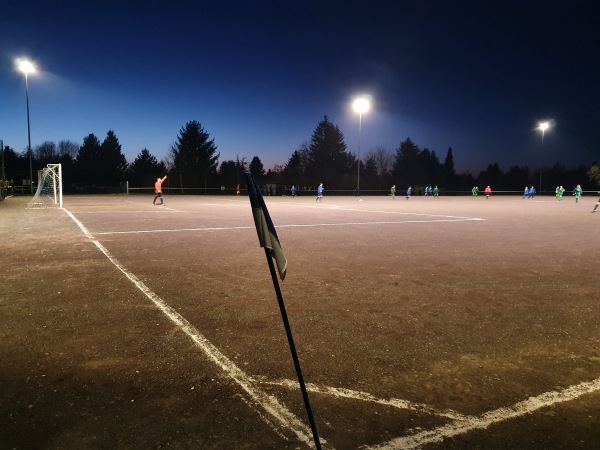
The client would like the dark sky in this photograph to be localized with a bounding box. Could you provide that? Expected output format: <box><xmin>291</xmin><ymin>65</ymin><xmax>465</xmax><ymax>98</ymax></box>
<box><xmin>1</xmin><ymin>0</ymin><xmax>598</xmax><ymax>174</ymax></box>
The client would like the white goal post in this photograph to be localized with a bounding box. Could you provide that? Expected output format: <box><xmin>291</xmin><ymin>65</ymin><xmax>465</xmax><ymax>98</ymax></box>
<box><xmin>27</xmin><ymin>163</ymin><xmax>63</xmax><ymax>209</ymax></box>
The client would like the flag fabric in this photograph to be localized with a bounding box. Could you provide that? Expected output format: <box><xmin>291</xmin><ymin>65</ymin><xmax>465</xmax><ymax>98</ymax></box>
<box><xmin>244</xmin><ymin>172</ymin><xmax>288</xmax><ymax>280</ymax></box>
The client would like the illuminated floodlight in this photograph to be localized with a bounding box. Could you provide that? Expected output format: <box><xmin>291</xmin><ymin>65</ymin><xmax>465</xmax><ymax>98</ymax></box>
<box><xmin>536</xmin><ymin>121</ymin><xmax>552</xmax><ymax>193</ymax></box>
<box><xmin>352</xmin><ymin>97</ymin><xmax>370</xmax><ymax>114</ymax></box>
<box><xmin>17</xmin><ymin>58</ymin><xmax>37</xmax><ymax>193</ymax></box>
<box><xmin>538</xmin><ymin>121</ymin><xmax>550</xmax><ymax>133</ymax></box>
<box><xmin>18</xmin><ymin>59</ymin><xmax>36</xmax><ymax>75</ymax></box>
<box><xmin>352</xmin><ymin>96</ymin><xmax>371</xmax><ymax>191</ymax></box>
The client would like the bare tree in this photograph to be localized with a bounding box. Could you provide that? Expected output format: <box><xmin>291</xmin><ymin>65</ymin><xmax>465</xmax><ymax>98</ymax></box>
<box><xmin>167</xmin><ymin>143</ymin><xmax>184</xmax><ymax>193</ymax></box>
<box><xmin>57</xmin><ymin>140</ymin><xmax>80</xmax><ymax>159</ymax></box>
<box><xmin>236</xmin><ymin>154</ymin><xmax>248</xmax><ymax>184</ymax></box>
<box><xmin>35</xmin><ymin>141</ymin><xmax>57</xmax><ymax>161</ymax></box>
<box><xmin>588</xmin><ymin>164</ymin><xmax>600</xmax><ymax>185</ymax></box>
<box><xmin>366</xmin><ymin>145</ymin><xmax>393</xmax><ymax>189</ymax></box>
<box><xmin>162</xmin><ymin>152</ymin><xmax>175</xmax><ymax>175</ymax></box>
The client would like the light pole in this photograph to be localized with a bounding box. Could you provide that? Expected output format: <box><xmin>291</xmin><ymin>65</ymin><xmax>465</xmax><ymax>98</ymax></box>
<box><xmin>352</xmin><ymin>96</ymin><xmax>370</xmax><ymax>191</ymax></box>
<box><xmin>19</xmin><ymin>60</ymin><xmax>36</xmax><ymax>194</ymax></box>
<box><xmin>537</xmin><ymin>121</ymin><xmax>550</xmax><ymax>194</ymax></box>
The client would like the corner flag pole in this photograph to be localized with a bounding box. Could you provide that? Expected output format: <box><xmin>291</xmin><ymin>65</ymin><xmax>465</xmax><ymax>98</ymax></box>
<box><xmin>244</xmin><ymin>172</ymin><xmax>322</xmax><ymax>450</ymax></box>
<box><xmin>264</xmin><ymin>249</ymin><xmax>322</xmax><ymax>449</ymax></box>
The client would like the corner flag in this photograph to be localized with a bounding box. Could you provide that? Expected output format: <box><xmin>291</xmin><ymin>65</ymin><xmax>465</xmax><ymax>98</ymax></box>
<box><xmin>244</xmin><ymin>172</ymin><xmax>288</xmax><ymax>280</ymax></box>
<box><xmin>244</xmin><ymin>171</ymin><xmax>321</xmax><ymax>449</ymax></box>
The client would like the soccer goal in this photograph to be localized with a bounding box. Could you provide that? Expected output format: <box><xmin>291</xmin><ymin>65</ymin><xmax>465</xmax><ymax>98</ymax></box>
<box><xmin>27</xmin><ymin>163</ymin><xmax>63</xmax><ymax>209</ymax></box>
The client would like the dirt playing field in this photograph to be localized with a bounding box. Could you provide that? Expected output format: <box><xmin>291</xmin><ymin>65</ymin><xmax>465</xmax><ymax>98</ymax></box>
<box><xmin>1</xmin><ymin>193</ymin><xmax>599</xmax><ymax>449</ymax></box>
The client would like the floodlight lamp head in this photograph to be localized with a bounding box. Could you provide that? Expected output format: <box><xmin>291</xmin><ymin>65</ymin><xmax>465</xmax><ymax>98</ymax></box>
<box><xmin>352</xmin><ymin>97</ymin><xmax>370</xmax><ymax>114</ymax></box>
<box><xmin>18</xmin><ymin>59</ymin><xmax>36</xmax><ymax>75</ymax></box>
<box><xmin>538</xmin><ymin>121</ymin><xmax>550</xmax><ymax>132</ymax></box>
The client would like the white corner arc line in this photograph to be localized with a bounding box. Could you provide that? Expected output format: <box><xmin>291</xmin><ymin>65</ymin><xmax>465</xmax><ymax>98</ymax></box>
<box><xmin>63</xmin><ymin>209</ymin><xmax>322</xmax><ymax>449</ymax></box>
<box><xmin>367</xmin><ymin>376</ymin><xmax>600</xmax><ymax>450</ymax></box>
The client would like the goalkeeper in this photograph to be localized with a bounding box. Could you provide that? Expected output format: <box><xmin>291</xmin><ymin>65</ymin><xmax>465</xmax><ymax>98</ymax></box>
<box><xmin>153</xmin><ymin>176</ymin><xmax>167</xmax><ymax>206</ymax></box>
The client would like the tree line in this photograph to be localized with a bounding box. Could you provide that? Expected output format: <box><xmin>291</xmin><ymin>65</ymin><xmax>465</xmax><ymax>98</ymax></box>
<box><xmin>1</xmin><ymin>116</ymin><xmax>598</xmax><ymax>194</ymax></box>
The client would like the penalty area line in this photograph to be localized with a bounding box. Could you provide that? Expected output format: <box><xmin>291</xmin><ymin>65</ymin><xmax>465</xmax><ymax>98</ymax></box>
<box><xmin>322</xmin><ymin>207</ymin><xmax>482</xmax><ymax>220</ymax></box>
<box><xmin>281</xmin><ymin>218</ymin><xmax>484</xmax><ymax>228</ymax></box>
<box><xmin>94</xmin><ymin>218</ymin><xmax>483</xmax><ymax>236</ymax></box>
<box><xmin>95</xmin><ymin>225</ymin><xmax>256</xmax><ymax>235</ymax></box>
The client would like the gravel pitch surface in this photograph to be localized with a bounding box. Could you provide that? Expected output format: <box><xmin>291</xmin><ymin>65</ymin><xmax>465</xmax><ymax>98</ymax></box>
<box><xmin>1</xmin><ymin>193</ymin><xmax>599</xmax><ymax>449</ymax></box>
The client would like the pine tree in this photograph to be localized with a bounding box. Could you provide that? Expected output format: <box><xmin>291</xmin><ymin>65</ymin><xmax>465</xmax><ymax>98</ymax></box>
<box><xmin>1</xmin><ymin>146</ymin><xmax>24</xmax><ymax>182</ymax></box>
<box><xmin>218</xmin><ymin>160</ymin><xmax>238</xmax><ymax>188</ymax></box>
<box><xmin>306</xmin><ymin>116</ymin><xmax>351</xmax><ymax>189</ymax></box>
<box><xmin>392</xmin><ymin>138</ymin><xmax>420</xmax><ymax>188</ymax></box>
<box><xmin>478</xmin><ymin>163</ymin><xmax>503</xmax><ymax>188</ymax></box>
<box><xmin>444</xmin><ymin>147</ymin><xmax>456</xmax><ymax>188</ymax></box>
<box><xmin>75</xmin><ymin>134</ymin><xmax>102</xmax><ymax>185</ymax></box>
<box><xmin>418</xmin><ymin>148</ymin><xmax>441</xmax><ymax>185</ymax></box>
<box><xmin>361</xmin><ymin>155</ymin><xmax>379</xmax><ymax>190</ymax></box>
<box><xmin>171</xmin><ymin>120</ymin><xmax>219</xmax><ymax>191</ymax></box>
<box><xmin>129</xmin><ymin>148</ymin><xmax>167</xmax><ymax>187</ymax></box>
<box><xmin>100</xmin><ymin>130</ymin><xmax>128</xmax><ymax>186</ymax></box>
<box><xmin>284</xmin><ymin>143</ymin><xmax>310</xmax><ymax>186</ymax></box>
<box><xmin>249</xmin><ymin>156</ymin><xmax>265</xmax><ymax>182</ymax></box>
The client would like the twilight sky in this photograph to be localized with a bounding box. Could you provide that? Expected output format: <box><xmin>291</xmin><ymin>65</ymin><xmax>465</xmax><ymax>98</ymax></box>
<box><xmin>1</xmin><ymin>0</ymin><xmax>598</xmax><ymax>174</ymax></box>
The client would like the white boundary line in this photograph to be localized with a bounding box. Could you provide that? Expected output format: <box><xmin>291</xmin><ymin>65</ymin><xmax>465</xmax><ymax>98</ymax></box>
<box><xmin>259</xmin><ymin>376</ymin><xmax>600</xmax><ymax>449</ymax></box>
<box><xmin>95</xmin><ymin>226</ymin><xmax>255</xmax><ymax>235</ymax></box>
<box><xmin>255</xmin><ymin>377</ymin><xmax>469</xmax><ymax>421</ymax></box>
<box><xmin>368</xmin><ymin>376</ymin><xmax>600</xmax><ymax>449</ymax></box>
<box><xmin>63</xmin><ymin>208</ymin><xmax>324</xmax><ymax>449</ymax></box>
<box><xmin>93</xmin><ymin>217</ymin><xmax>483</xmax><ymax>236</ymax></box>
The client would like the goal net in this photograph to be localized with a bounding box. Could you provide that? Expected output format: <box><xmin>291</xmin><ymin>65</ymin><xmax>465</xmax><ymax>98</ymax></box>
<box><xmin>27</xmin><ymin>163</ymin><xmax>63</xmax><ymax>209</ymax></box>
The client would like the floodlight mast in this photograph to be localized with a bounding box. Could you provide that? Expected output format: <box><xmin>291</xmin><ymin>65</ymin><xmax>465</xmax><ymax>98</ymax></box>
<box><xmin>352</xmin><ymin>97</ymin><xmax>370</xmax><ymax>191</ymax></box>
<box><xmin>18</xmin><ymin>60</ymin><xmax>36</xmax><ymax>194</ymax></box>
<box><xmin>537</xmin><ymin>121</ymin><xmax>550</xmax><ymax>193</ymax></box>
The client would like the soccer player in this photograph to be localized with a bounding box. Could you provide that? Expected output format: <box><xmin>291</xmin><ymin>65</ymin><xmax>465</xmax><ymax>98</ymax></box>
<box><xmin>592</xmin><ymin>192</ymin><xmax>600</xmax><ymax>213</ymax></box>
<box><xmin>523</xmin><ymin>186</ymin><xmax>529</xmax><ymax>199</ymax></box>
<box><xmin>485</xmin><ymin>185</ymin><xmax>492</xmax><ymax>199</ymax></box>
<box><xmin>406</xmin><ymin>186</ymin><xmax>412</xmax><ymax>199</ymax></box>
<box><xmin>390</xmin><ymin>185</ymin><xmax>396</xmax><ymax>199</ymax></box>
<box><xmin>316</xmin><ymin>183</ymin><xmax>324</xmax><ymax>202</ymax></box>
<box><xmin>433</xmin><ymin>186</ymin><xmax>440</xmax><ymax>198</ymax></box>
<box><xmin>574</xmin><ymin>184</ymin><xmax>582</xmax><ymax>203</ymax></box>
<box><xmin>153</xmin><ymin>175</ymin><xmax>167</xmax><ymax>206</ymax></box>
